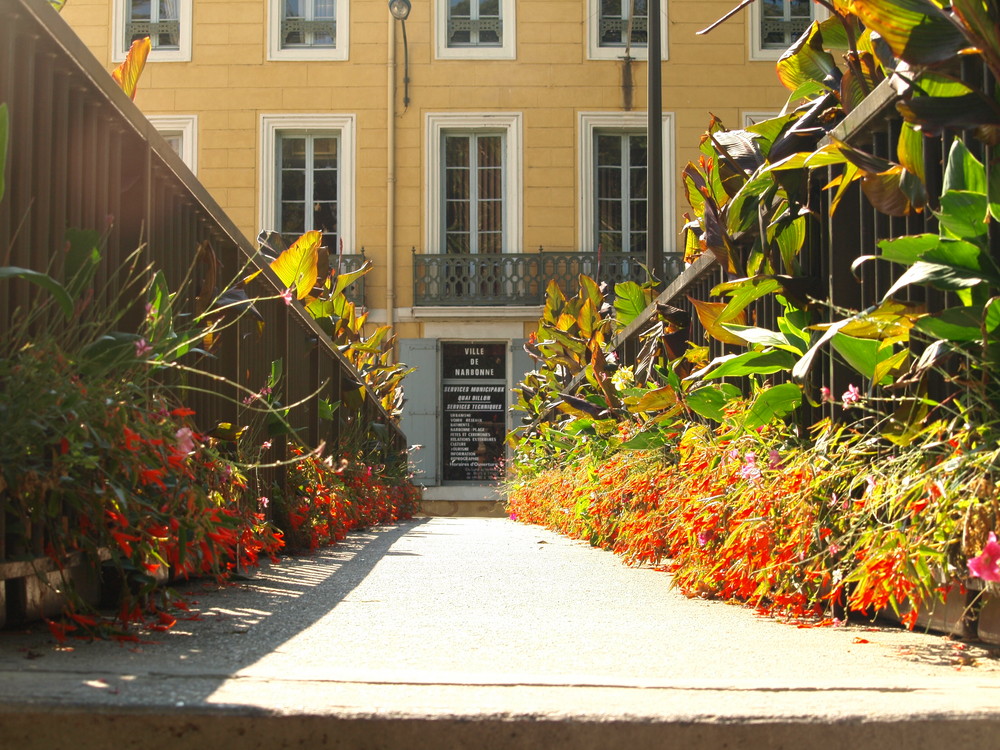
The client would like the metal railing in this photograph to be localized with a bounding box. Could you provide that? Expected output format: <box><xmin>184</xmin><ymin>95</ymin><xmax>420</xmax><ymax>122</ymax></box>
<box><xmin>0</xmin><ymin>0</ymin><xmax>406</xmax><ymax>583</ymax></box>
<box><xmin>413</xmin><ymin>249</ymin><xmax>686</xmax><ymax>306</ymax></box>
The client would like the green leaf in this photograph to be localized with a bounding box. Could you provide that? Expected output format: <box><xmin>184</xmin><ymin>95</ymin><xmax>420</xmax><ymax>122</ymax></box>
<box><xmin>721</xmin><ymin>325</ymin><xmax>789</xmax><ymax>349</ymax></box>
<box><xmin>613</xmin><ymin>281</ymin><xmax>649</xmax><ymax>328</ymax></box>
<box><xmin>742</xmin><ymin>383</ymin><xmax>802</xmax><ymax>429</ymax></box>
<box><xmin>773</xmin><ymin>214</ymin><xmax>806</xmax><ymax>273</ymax></box>
<box><xmin>776</xmin><ymin>23</ymin><xmax>838</xmax><ymax>92</ymax></box>
<box><xmin>830</xmin><ymin>333</ymin><xmax>897</xmax><ymax>381</ymax></box>
<box><xmin>318</xmin><ymin>398</ymin><xmax>340</xmax><ymax>421</ymax></box>
<box><xmin>702</xmin><ymin>349</ymin><xmax>796</xmax><ymax>379</ymax></box>
<box><xmin>936</xmin><ymin>190</ymin><xmax>989</xmax><ymax>240</ymax></box>
<box><xmin>330</xmin><ymin>259</ymin><xmax>372</xmax><ymax>298</ymax></box>
<box><xmin>686</xmin><ymin>383</ymin><xmax>742</xmax><ymax>422</ymax></box>
<box><xmin>878</xmin><ymin>233</ymin><xmax>940</xmax><ymax>265</ymax></box>
<box><xmin>0</xmin><ymin>267</ymin><xmax>73</xmax><ymax>318</ymax></box>
<box><xmin>912</xmin><ymin>306</ymin><xmax>990</xmax><ymax>342</ymax></box>
<box><xmin>989</xmin><ymin>162</ymin><xmax>1000</xmax><ymax>223</ymax></box>
<box><xmin>943</xmin><ymin>138</ymin><xmax>987</xmax><ymax>195</ymax></box>
<box><xmin>883</xmin><ymin>260</ymin><xmax>989</xmax><ymax>300</ymax></box>
<box><xmin>896</xmin><ymin>121</ymin><xmax>925</xmax><ymax>182</ymax></box>
<box><xmin>620</xmin><ymin>430</ymin><xmax>670</xmax><ymax>451</ymax></box>
<box><xmin>64</xmin><ymin>228</ymin><xmax>102</xmax><ymax>298</ymax></box>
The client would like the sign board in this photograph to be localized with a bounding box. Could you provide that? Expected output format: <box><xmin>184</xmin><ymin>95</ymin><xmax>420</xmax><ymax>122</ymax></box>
<box><xmin>441</xmin><ymin>343</ymin><xmax>507</xmax><ymax>482</ymax></box>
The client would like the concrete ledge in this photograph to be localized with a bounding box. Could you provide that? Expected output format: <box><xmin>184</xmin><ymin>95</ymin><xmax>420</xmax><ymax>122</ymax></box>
<box><xmin>3</xmin><ymin>708</ymin><xmax>1000</xmax><ymax>750</ymax></box>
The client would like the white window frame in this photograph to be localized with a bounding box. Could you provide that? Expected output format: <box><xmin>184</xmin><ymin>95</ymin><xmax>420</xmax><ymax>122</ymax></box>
<box><xmin>579</xmin><ymin>111</ymin><xmax>675</xmax><ymax>257</ymax></box>
<box><xmin>259</xmin><ymin>114</ymin><xmax>356</xmax><ymax>254</ymax></box>
<box><xmin>147</xmin><ymin>114</ymin><xmax>198</xmax><ymax>174</ymax></box>
<box><xmin>268</xmin><ymin>0</ymin><xmax>349</xmax><ymax>61</ymax></box>
<box><xmin>743</xmin><ymin>111</ymin><xmax>781</xmax><ymax>128</ymax></box>
<box><xmin>435</xmin><ymin>0</ymin><xmax>515</xmax><ymax>60</ymax></box>
<box><xmin>749</xmin><ymin>0</ymin><xmax>827</xmax><ymax>61</ymax></box>
<box><xmin>425</xmin><ymin>112</ymin><xmax>522</xmax><ymax>255</ymax></box>
<box><xmin>112</xmin><ymin>0</ymin><xmax>192</xmax><ymax>62</ymax></box>
<box><xmin>587</xmin><ymin>0</ymin><xmax>668</xmax><ymax>61</ymax></box>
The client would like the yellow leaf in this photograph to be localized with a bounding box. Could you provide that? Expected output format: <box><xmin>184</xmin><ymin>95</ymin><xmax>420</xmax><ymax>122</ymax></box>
<box><xmin>112</xmin><ymin>37</ymin><xmax>150</xmax><ymax>101</ymax></box>
<box><xmin>270</xmin><ymin>230</ymin><xmax>321</xmax><ymax>300</ymax></box>
<box><xmin>688</xmin><ymin>296</ymin><xmax>748</xmax><ymax>346</ymax></box>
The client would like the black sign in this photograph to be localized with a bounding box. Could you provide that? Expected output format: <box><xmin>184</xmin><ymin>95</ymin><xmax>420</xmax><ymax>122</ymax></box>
<box><xmin>442</xmin><ymin>343</ymin><xmax>506</xmax><ymax>380</ymax></box>
<box><xmin>441</xmin><ymin>342</ymin><xmax>507</xmax><ymax>482</ymax></box>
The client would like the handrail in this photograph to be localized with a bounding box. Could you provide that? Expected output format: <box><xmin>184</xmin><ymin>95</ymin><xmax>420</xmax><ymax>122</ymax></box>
<box><xmin>0</xmin><ymin>0</ymin><xmax>405</xmax><ymax>480</ymax></box>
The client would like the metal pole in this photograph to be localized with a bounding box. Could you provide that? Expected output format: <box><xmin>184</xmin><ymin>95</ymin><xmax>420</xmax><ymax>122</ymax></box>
<box><xmin>646</xmin><ymin>0</ymin><xmax>663</xmax><ymax>287</ymax></box>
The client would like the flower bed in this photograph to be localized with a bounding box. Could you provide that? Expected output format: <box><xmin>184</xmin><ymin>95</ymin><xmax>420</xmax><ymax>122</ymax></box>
<box><xmin>507</xmin><ymin>413</ymin><xmax>995</xmax><ymax>628</ymax></box>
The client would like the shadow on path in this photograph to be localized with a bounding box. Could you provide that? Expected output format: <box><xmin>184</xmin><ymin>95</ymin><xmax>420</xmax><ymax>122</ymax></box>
<box><xmin>0</xmin><ymin>518</ymin><xmax>430</xmax><ymax>710</ymax></box>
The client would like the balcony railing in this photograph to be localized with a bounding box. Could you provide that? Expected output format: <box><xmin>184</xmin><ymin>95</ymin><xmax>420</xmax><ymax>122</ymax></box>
<box><xmin>412</xmin><ymin>250</ymin><xmax>686</xmax><ymax>306</ymax></box>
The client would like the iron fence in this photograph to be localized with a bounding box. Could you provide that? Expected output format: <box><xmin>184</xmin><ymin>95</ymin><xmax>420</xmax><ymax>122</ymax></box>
<box><xmin>0</xmin><ymin>0</ymin><xmax>405</xmax><ymax>580</ymax></box>
<box><xmin>413</xmin><ymin>249</ymin><xmax>686</xmax><ymax>306</ymax></box>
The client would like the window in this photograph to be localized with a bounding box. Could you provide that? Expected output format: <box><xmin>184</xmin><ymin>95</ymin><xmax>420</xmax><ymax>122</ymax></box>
<box><xmin>443</xmin><ymin>133</ymin><xmax>504</xmax><ymax>254</ymax></box>
<box><xmin>426</xmin><ymin>113</ymin><xmax>522</xmax><ymax>255</ymax></box>
<box><xmin>579</xmin><ymin>112</ymin><xmax>674</xmax><ymax>258</ymax></box>
<box><xmin>112</xmin><ymin>0</ymin><xmax>191</xmax><ymax>62</ymax></box>
<box><xmin>749</xmin><ymin>0</ymin><xmax>825</xmax><ymax>60</ymax></box>
<box><xmin>148</xmin><ymin>115</ymin><xmax>197</xmax><ymax>174</ymax></box>
<box><xmin>743</xmin><ymin>111</ymin><xmax>781</xmax><ymax>128</ymax></box>
<box><xmin>595</xmin><ymin>132</ymin><xmax>647</xmax><ymax>255</ymax></box>
<box><xmin>260</xmin><ymin>114</ymin><xmax>356</xmax><ymax>252</ymax></box>
<box><xmin>436</xmin><ymin>0</ymin><xmax>514</xmax><ymax>59</ymax></box>
<box><xmin>588</xmin><ymin>0</ymin><xmax>667</xmax><ymax>60</ymax></box>
<box><xmin>269</xmin><ymin>0</ymin><xmax>349</xmax><ymax>60</ymax></box>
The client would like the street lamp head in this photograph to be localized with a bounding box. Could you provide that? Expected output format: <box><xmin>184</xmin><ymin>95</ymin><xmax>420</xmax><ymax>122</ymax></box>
<box><xmin>388</xmin><ymin>0</ymin><xmax>411</xmax><ymax>20</ymax></box>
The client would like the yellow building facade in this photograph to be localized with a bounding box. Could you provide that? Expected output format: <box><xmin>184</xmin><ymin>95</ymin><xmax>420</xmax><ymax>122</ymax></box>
<box><xmin>63</xmin><ymin>0</ymin><xmax>815</xmax><ymax>508</ymax></box>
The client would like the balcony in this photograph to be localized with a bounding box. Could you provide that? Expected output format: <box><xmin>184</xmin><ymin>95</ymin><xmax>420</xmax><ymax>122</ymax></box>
<box><xmin>412</xmin><ymin>250</ymin><xmax>686</xmax><ymax>307</ymax></box>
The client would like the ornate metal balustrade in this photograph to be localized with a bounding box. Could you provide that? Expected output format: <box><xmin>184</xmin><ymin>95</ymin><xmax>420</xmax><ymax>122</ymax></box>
<box><xmin>412</xmin><ymin>249</ymin><xmax>686</xmax><ymax>306</ymax></box>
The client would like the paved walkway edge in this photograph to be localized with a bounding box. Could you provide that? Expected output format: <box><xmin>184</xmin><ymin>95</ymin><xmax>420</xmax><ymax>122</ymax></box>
<box><xmin>2</xmin><ymin>706</ymin><xmax>1000</xmax><ymax>749</ymax></box>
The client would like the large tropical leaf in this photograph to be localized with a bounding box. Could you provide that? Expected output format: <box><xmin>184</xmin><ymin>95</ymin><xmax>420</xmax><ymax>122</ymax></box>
<box><xmin>111</xmin><ymin>37</ymin><xmax>151</xmax><ymax>101</ymax></box>
<box><xmin>0</xmin><ymin>267</ymin><xmax>73</xmax><ymax>318</ymax></box>
<box><xmin>614</xmin><ymin>281</ymin><xmax>650</xmax><ymax>328</ymax></box>
<box><xmin>251</xmin><ymin>230</ymin><xmax>321</xmax><ymax>300</ymax></box>
<box><xmin>776</xmin><ymin>23</ymin><xmax>839</xmax><ymax>92</ymax></box>
<box><xmin>330</xmin><ymin>259</ymin><xmax>372</xmax><ymax>298</ymax></box>
<box><xmin>689</xmin><ymin>296</ymin><xmax>748</xmax><ymax>345</ymax></box>
<box><xmin>742</xmin><ymin>383</ymin><xmax>802</xmax><ymax>429</ymax></box>
<box><xmin>701</xmin><ymin>349</ymin><xmax>797</xmax><ymax>379</ymax></box>
<box><xmin>849</xmin><ymin>0</ymin><xmax>969</xmax><ymax>66</ymax></box>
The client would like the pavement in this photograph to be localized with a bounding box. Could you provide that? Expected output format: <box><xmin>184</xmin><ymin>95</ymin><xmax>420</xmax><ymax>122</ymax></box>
<box><xmin>0</xmin><ymin>516</ymin><xmax>999</xmax><ymax>749</ymax></box>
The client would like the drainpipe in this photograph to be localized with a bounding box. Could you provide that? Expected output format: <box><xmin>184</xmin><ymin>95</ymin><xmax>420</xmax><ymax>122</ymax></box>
<box><xmin>386</xmin><ymin>14</ymin><xmax>397</xmax><ymax>330</ymax></box>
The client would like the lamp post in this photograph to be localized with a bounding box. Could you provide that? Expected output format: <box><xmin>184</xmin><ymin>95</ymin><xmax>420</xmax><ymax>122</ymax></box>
<box><xmin>647</xmin><ymin>0</ymin><xmax>663</xmax><ymax>287</ymax></box>
<box><xmin>389</xmin><ymin>0</ymin><xmax>411</xmax><ymax>107</ymax></box>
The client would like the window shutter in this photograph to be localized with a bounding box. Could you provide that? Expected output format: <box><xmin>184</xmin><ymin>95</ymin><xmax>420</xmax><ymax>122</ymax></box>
<box><xmin>399</xmin><ymin>338</ymin><xmax>440</xmax><ymax>486</ymax></box>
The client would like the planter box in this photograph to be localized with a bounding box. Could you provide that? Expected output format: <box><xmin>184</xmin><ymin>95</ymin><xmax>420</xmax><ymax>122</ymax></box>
<box><xmin>0</xmin><ymin>553</ymin><xmax>104</xmax><ymax>627</ymax></box>
<box><xmin>974</xmin><ymin>589</ymin><xmax>1000</xmax><ymax>645</ymax></box>
<box><xmin>881</xmin><ymin>584</ymin><xmax>977</xmax><ymax>639</ymax></box>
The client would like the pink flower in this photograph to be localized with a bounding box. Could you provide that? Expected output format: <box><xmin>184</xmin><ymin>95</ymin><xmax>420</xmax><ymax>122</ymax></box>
<box><xmin>820</xmin><ymin>386</ymin><xmax>831</xmax><ymax>403</ymax></box>
<box><xmin>280</xmin><ymin>287</ymin><xmax>294</xmax><ymax>305</ymax></box>
<box><xmin>737</xmin><ymin>452</ymin><xmax>762</xmax><ymax>483</ymax></box>
<box><xmin>842</xmin><ymin>384</ymin><xmax>861</xmax><ymax>408</ymax></box>
<box><xmin>258</xmin><ymin>496</ymin><xmax>270</xmax><ymax>509</ymax></box>
<box><xmin>135</xmin><ymin>338</ymin><xmax>153</xmax><ymax>357</ymax></box>
<box><xmin>968</xmin><ymin>532</ymin><xmax>1000</xmax><ymax>582</ymax></box>
<box><xmin>175</xmin><ymin>426</ymin><xmax>196</xmax><ymax>455</ymax></box>
<box><xmin>262</xmin><ymin>440</ymin><xmax>272</xmax><ymax>451</ymax></box>
<box><xmin>767</xmin><ymin>449</ymin><xmax>781</xmax><ymax>470</ymax></box>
